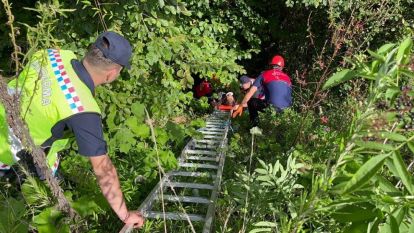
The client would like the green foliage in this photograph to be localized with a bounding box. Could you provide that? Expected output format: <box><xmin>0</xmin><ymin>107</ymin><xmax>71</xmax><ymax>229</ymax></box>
<box><xmin>33</xmin><ymin>207</ymin><xmax>69</xmax><ymax>233</ymax></box>
<box><xmin>21</xmin><ymin>176</ymin><xmax>52</xmax><ymax>208</ymax></box>
<box><xmin>325</xmin><ymin>37</ymin><xmax>414</xmax><ymax>232</ymax></box>
<box><xmin>1</xmin><ymin>0</ymin><xmax>414</xmax><ymax>232</ymax></box>
<box><xmin>217</xmin><ymin>36</ymin><xmax>414</xmax><ymax>233</ymax></box>
<box><xmin>0</xmin><ymin>197</ymin><xmax>28</xmax><ymax>233</ymax></box>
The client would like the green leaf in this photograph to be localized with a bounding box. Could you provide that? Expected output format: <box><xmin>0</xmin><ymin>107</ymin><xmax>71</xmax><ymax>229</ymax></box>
<box><xmin>166</xmin><ymin>121</ymin><xmax>185</xmax><ymax>143</ymax></box>
<box><xmin>342</xmin><ymin>154</ymin><xmax>389</xmax><ymax>194</ymax></box>
<box><xmin>391</xmin><ymin>207</ymin><xmax>406</xmax><ymax>226</ymax></box>
<box><xmin>155</xmin><ymin>127</ymin><xmax>169</xmax><ymax>146</ymax></box>
<box><xmin>257</xmin><ymin>175</ymin><xmax>272</xmax><ymax>183</ymax></box>
<box><xmin>21</xmin><ymin>176</ymin><xmax>51</xmax><ymax>207</ymax></box>
<box><xmin>396</xmin><ymin>37</ymin><xmax>413</xmax><ymax>65</ymax></box>
<box><xmin>33</xmin><ymin>207</ymin><xmax>69</xmax><ymax>233</ymax></box>
<box><xmin>343</xmin><ymin>222</ymin><xmax>368</xmax><ymax>233</ymax></box>
<box><xmin>0</xmin><ymin>198</ymin><xmax>28</xmax><ymax>233</ymax></box>
<box><xmin>408</xmin><ymin>219</ymin><xmax>414</xmax><ymax>233</ymax></box>
<box><xmin>377</xmin><ymin>132</ymin><xmax>407</xmax><ymax>142</ymax></box>
<box><xmin>166</xmin><ymin>5</ymin><xmax>176</xmax><ymax>14</ymax></box>
<box><xmin>72</xmin><ymin>196</ymin><xmax>102</xmax><ymax>218</ymax></box>
<box><xmin>249</xmin><ymin>228</ymin><xmax>273</xmax><ymax>233</ymax></box>
<box><xmin>391</xmin><ymin>152</ymin><xmax>414</xmax><ymax>195</ymax></box>
<box><xmin>135</xmin><ymin>124</ymin><xmax>150</xmax><ymax>139</ymax></box>
<box><xmin>379</xmin><ymin>215</ymin><xmax>399</xmax><ymax>233</ymax></box>
<box><xmin>322</xmin><ymin>69</ymin><xmax>356</xmax><ymax>90</ymax></box>
<box><xmin>407</xmin><ymin>142</ymin><xmax>414</xmax><ymax>154</ymax></box>
<box><xmin>373</xmin><ymin>175</ymin><xmax>399</xmax><ymax>193</ymax></box>
<box><xmin>368</xmin><ymin>49</ymin><xmax>385</xmax><ymax>61</ymax></box>
<box><xmin>255</xmin><ymin>168</ymin><xmax>268</xmax><ymax>175</ymax></box>
<box><xmin>131</xmin><ymin>102</ymin><xmax>145</xmax><ymax>122</ymax></box>
<box><xmin>158</xmin><ymin>0</ymin><xmax>164</xmax><ymax>8</ymax></box>
<box><xmin>385</xmin><ymin>87</ymin><xmax>400</xmax><ymax>100</ymax></box>
<box><xmin>331</xmin><ymin>202</ymin><xmax>381</xmax><ymax>223</ymax></box>
<box><xmin>253</xmin><ymin>221</ymin><xmax>277</xmax><ymax>227</ymax></box>
<box><xmin>377</xmin><ymin>43</ymin><xmax>396</xmax><ymax>54</ymax></box>
<box><xmin>354</xmin><ymin>141</ymin><xmax>394</xmax><ymax>151</ymax></box>
<box><xmin>106</xmin><ymin>104</ymin><xmax>117</xmax><ymax>131</ymax></box>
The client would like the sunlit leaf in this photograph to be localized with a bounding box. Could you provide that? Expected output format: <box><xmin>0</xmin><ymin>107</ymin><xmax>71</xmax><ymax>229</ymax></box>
<box><xmin>131</xmin><ymin>102</ymin><xmax>145</xmax><ymax>122</ymax></box>
<box><xmin>373</xmin><ymin>175</ymin><xmax>399</xmax><ymax>193</ymax></box>
<box><xmin>323</xmin><ymin>69</ymin><xmax>357</xmax><ymax>90</ymax></box>
<box><xmin>377</xmin><ymin>43</ymin><xmax>396</xmax><ymax>54</ymax></box>
<box><xmin>396</xmin><ymin>37</ymin><xmax>413</xmax><ymax>65</ymax></box>
<box><xmin>368</xmin><ymin>49</ymin><xmax>385</xmax><ymax>61</ymax></box>
<box><xmin>377</xmin><ymin>132</ymin><xmax>407</xmax><ymax>142</ymax></box>
<box><xmin>379</xmin><ymin>215</ymin><xmax>399</xmax><ymax>233</ymax></box>
<box><xmin>390</xmin><ymin>152</ymin><xmax>414</xmax><ymax>195</ymax></box>
<box><xmin>355</xmin><ymin>141</ymin><xmax>394</xmax><ymax>151</ymax></box>
<box><xmin>342</xmin><ymin>154</ymin><xmax>389</xmax><ymax>194</ymax></box>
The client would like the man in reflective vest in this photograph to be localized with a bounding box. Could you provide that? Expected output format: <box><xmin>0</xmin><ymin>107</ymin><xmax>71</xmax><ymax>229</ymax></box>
<box><xmin>0</xmin><ymin>31</ymin><xmax>144</xmax><ymax>228</ymax></box>
<box><xmin>232</xmin><ymin>55</ymin><xmax>292</xmax><ymax>126</ymax></box>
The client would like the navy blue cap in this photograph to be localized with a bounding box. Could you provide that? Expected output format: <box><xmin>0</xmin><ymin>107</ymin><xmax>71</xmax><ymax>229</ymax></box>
<box><xmin>94</xmin><ymin>31</ymin><xmax>132</xmax><ymax>69</ymax></box>
<box><xmin>240</xmin><ymin>75</ymin><xmax>251</xmax><ymax>84</ymax></box>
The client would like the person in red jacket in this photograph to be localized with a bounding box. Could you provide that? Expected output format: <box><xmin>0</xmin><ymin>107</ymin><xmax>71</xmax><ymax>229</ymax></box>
<box><xmin>233</xmin><ymin>55</ymin><xmax>292</xmax><ymax>126</ymax></box>
<box><xmin>194</xmin><ymin>79</ymin><xmax>213</xmax><ymax>98</ymax></box>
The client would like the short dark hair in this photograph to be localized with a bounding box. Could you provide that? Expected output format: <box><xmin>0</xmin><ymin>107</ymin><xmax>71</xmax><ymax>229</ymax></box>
<box><xmin>270</xmin><ymin>64</ymin><xmax>282</xmax><ymax>70</ymax></box>
<box><xmin>84</xmin><ymin>40</ymin><xmax>119</xmax><ymax>69</ymax></box>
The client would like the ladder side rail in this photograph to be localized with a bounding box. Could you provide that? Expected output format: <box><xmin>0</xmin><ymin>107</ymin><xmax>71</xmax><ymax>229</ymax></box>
<box><xmin>203</xmin><ymin>116</ymin><xmax>231</xmax><ymax>233</ymax></box>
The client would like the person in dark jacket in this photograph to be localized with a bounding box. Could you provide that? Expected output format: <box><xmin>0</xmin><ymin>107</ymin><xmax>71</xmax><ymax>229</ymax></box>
<box><xmin>233</xmin><ymin>55</ymin><xmax>292</xmax><ymax>126</ymax></box>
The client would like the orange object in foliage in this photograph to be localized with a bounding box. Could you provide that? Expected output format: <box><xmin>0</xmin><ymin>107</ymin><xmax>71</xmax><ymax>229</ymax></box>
<box><xmin>218</xmin><ymin>105</ymin><xmax>233</xmax><ymax>111</ymax></box>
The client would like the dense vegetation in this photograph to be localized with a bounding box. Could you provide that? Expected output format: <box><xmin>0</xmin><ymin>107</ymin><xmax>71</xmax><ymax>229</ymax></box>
<box><xmin>1</xmin><ymin>0</ymin><xmax>414</xmax><ymax>232</ymax></box>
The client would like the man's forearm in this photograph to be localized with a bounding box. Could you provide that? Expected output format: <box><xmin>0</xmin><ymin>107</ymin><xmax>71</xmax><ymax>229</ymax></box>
<box><xmin>241</xmin><ymin>86</ymin><xmax>257</xmax><ymax>106</ymax></box>
<box><xmin>90</xmin><ymin>155</ymin><xmax>128</xmax><ymax>221</ymax></box>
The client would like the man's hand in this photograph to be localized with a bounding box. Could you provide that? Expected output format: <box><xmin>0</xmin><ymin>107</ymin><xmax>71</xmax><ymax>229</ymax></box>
<box><xmin>124</xmin><ymin>211</ymin><xmax>145</xmax><ymax>228</ymax></box>
<box><xmin>232</xmin><ymin>105</ymin><xmax>243</xmax><ymax>118</ymax></box>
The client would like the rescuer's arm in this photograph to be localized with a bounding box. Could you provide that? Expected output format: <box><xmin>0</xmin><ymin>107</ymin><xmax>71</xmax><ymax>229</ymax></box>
<box><xmin>90</xmin><ymin>155</ymin><xmax>144</xmax><ymax>227</ymax></box>
<box><xmin>65</xmin><ymin>113</ymin><xmax>144</xmax><ymax>227</ymax></box>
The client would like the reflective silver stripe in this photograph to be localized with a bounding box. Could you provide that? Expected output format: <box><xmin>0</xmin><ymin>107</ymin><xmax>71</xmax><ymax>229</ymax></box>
<box><xmin>8</xmin><ymin>127</ymin><xmax>23</xmax><ymax>160</ymax></box>
<box><xmin>7</xmin><ymin>86</ymin><xmax>18</xmax><ymax>95</ymax></box>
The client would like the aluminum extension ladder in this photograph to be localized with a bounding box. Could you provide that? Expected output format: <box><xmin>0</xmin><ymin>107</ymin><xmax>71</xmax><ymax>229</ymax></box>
<box><xmin>120</xmin><ymin>110</ymin><xmax>231</xmax><ymax>233</ymax></box>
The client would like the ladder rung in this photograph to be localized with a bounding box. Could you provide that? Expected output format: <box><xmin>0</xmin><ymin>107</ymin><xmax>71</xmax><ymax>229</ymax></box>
<box><xmin>145</xmin><ymin>211</ymin><xmax>205</xmax><ymax>222</ymax></box>
<box><xmin>158</xmin><ymin>195</ymin><xmax>211</xmax><ymax>204</ymax></box>
<box><xmin>185</xmin><ymin>156</ymin><xmax>218</xmax><ymax>162</ymax></box>
<box><xmin>205</xmin><ymin>124</ymin><xmax>224</xmax><ymax>127</ymax></box>
<box><xmin>194</xmin><ymin>144</ymin><xmax>217</xmax><ymax>149</ymax></box>
<box><xmin>179</xmin><ymin>162</ymin><xmax>219</xmax><ymax>169</ymax></box>
<box><xmin>185</xmin><ymin>149</ymin><xmax>217</xmax><ymax>156</ymax></box>
<box><xmin>199</xmin><ymin>131</ymin><xmax>225</xmax><ymax>135</ymax></box>
<box><xmin>201</xmin><ymin>128</ymin><xmax>225</xmax><ymax>132</ymax></box>
<box><xmin>194</xmin><ymin>139</ymin><xmax>221</xmax><ymax>144</ymax></box>
<box><xmin>203</xmin><ymin>135</ymin><xmax>223</xmax><ymax>139</ymax></box>
<box><xmin>204</xmin><ymin>128</ymin><xmax>224</xmax><ymax>131</ymax></box>
<box><xmin>165</xmin><ymin>182</ymin><xmax>214</xmax><ymax>189</ymax></box>
<box><xmin>169</xmin><ymin>171</ymin><xmax>216</xmax><ymax>178</ymax></box>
